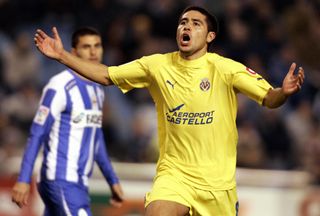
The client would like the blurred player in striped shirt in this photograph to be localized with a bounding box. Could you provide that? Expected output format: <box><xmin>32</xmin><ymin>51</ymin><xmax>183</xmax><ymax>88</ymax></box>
<box><xmin>12</xmin><ymin>27</ymin><xmax>123</xmax><ymax>216</ymax></box>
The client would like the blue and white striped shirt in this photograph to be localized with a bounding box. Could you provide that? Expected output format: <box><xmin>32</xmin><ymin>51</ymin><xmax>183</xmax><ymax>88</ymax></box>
<box><xmin>18</xmin><ymin>69</ymin><xmax>119</xmax><ymax>187</ymax></box>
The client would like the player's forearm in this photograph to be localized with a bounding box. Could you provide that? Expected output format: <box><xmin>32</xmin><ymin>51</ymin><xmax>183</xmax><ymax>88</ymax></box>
<box><xmin>59</xmin><ymin>50</ymin><xmax>113</xmax><ymax>86</ymax></box>
<box><xmin>18</xmin><ymin>138</ymin><xmax>42</xmax><ymax>183</ymax></box>
<box><xmin>263</xmin><ymin>87</ymin><xmax>288</xmax><ymax>108</ymax></box>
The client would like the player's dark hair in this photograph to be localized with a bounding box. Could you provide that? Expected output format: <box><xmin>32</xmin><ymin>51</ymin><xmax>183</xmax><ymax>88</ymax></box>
<box><xmin>71</xmin><ymin>27</ymin><xmax>101</xmax><ymax>48</ymax></box>
<box><xmin>179</xmin><ymin>6</ymin><xmax>219</xmax><ymax>50</ymax></box>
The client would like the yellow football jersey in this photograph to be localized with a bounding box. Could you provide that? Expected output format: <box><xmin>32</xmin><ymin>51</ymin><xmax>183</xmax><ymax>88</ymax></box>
<box><xmin>109</xmin><ymin>52</ymin><xmax>272</xmax><ymax>190</ymax></box>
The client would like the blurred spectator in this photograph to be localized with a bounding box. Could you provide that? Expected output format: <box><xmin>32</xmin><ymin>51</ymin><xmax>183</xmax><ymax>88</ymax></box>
<box><xmin>257</xmin><ymin>108</ymin><xmax>294</xmax><ymax>169</ymax></box>
<box><xmin>237</xmin><ymin>121</ymin><xmax>266</xmax><ymax>168</ymax></box>
<box><xmin>128</xmin><ymin>104</ymin><xmax>158</xmax><ymax>162</ymax></box>
<box><xmin>103</xmin><ymin>15</ymin><xmax>128</xmax><ymax>65</ymax></box>
<box><xmin>224</xmin><ymin>17</ymin><xmax>252</xmax><ymax>62</ymax></box>
<box><xmin>303</xmin><ymin>120</ymin><xmax>320</xmax><ymax>185</ymax></box>
<box><xmin>1</xmin><ymin>83</ymin><xmax>40</xmax><ymax>131</ymax></box>
<box><xmin>285</xmin><ymin>100</ymin><xmax>317</xmax><ymax>169</ymax></box>
<box><xmin>284</xmin><ymin>0</ymin><xmax>320</xmax><ymax>72</ymax></box>
<box><xmin>75</xmin><ymin>0</ymin><xmax>122</xmax><ymax>33</ymax></box>
<box><xmin>282</xmin><ymin>0</ymin><xmax>320</xmax><ymax>104</ymax></box>
<box><xmin>2</xmin><ymin>30</ymin><xmax>41</xmax><ymax>92</ymax></box>
<box><xmin>0</xmin><ymin>0</ymin><xmax>17</xmax><ymax>35</ymax></box>
<box><xmin>102</xmin><ymin>86</ymin><xmax>134</xmax><ymax>160</ymax></box>
<box><xmin>267</xmin><ymin>43</ymin><xmax>298</xmax><ymax>87</ymax></box>
<box><xmin>0</xmin><ymin>48</ymin><xmax>3</xmax><ymax>90</ymax></box>
<box><xmin>0</xmin><ymin>111</ymin><xmax>11</xmax><ymax>162</ymax></box>
<box><xmin>0</xmin><ymin>114</ymin><xmax>26</xmax><ymax>160</ymax></box>
<box><xmin>144</xmin><ymin>0</ymin><xmax>187</xmax><ymax>38</ymax></box>
<box><xmin>313</xmin><ymin>91</ymin><xmax>320</xmax><ymax>121</ymax></box>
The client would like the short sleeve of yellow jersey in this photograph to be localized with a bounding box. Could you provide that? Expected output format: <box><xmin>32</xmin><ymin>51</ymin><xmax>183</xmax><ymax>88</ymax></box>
<box><xmin>232</xmin><ymin>65</ymin><xmax>273</xmax><ymax>105</ymax></box>
<box><xmin>108</xmin><ymin>56</ymin><xmax>153</xmax><ymax>93</ymax></box>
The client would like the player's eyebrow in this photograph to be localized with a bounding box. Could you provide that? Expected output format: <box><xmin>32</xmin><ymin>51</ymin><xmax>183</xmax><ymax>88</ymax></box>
<box><xmin>191</xmin><ymin>18</ymin><xmax>203</xmax><ymax>24</ymax></box>
<box><xmin>179</xmin><ymin>17</ymin><xmax>204</xmax><ymax>24</ymax></box>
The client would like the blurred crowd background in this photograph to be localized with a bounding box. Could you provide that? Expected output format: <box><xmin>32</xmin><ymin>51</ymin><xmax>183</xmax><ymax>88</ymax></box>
<box><xmin>0</xmin><ymin>0</ymin><xmax>320</xmax><ymax>185</ymax></box>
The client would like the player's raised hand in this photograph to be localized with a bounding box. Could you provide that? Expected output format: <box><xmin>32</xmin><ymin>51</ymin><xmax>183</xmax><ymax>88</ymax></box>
<box><xmin>282</xmin><ymin>62</ymin><xmax>305</xmax><ymax>96</ymax></box>
<box><xmin>34</xmin><ymin>27</ymin><xmax>64</xmax><ymax>60</ymax></box>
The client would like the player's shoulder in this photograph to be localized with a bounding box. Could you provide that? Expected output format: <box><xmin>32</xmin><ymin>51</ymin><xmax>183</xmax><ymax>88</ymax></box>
<box><xmin>142</xmin><ymin>52</ymin><xmax>173</xmax><ymax>62</ymax></box>
<box><xmin>137</xmin><ymin>52</ymin><xmax>175</xmax><ymax>69</ymax></box>
<box><xmin>46</xmin><ymin>69</ymin><xmax>75</xmax><ymax>89</ymax></box>
<box><xmin>206</xmin><ymin>52</ymin><xmax>242</xmax><ymax>66</ymax></box>
<box><xmin>207</xmin><ymin>52</ymin><xmax>245</xmax><ymax>74</ymax></box>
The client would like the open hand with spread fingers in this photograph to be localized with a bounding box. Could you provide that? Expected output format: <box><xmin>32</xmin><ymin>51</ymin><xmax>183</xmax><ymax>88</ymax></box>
<box><xmin>34</xmin><ymin>27</ymin><xmax>64</xmax><ymax>61</ymax></box>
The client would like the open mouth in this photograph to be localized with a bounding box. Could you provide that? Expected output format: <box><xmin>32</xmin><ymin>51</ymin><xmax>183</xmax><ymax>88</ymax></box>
<box><xmin>181</xmin><ymin>33</ymin><xmax>190</xmax><ymax>46</ymax></box>
<box><xmin>182</xmin><ymin>34</ymin><xmax>190</xmax><ymax>42</ymax></box>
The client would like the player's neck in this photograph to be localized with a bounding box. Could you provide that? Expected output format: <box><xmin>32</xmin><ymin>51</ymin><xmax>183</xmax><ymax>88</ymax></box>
<box><xmin>179</xmin><ymin>48</ymin><xmax>207</xmax><ymax>60</ymax></box>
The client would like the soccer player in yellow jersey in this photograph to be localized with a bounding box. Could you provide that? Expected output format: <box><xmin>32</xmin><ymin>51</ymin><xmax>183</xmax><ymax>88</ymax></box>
<box><xmin>34</xmin><ymin>5</ymin><xmax>305</xmax><ymax>216</ymax></box>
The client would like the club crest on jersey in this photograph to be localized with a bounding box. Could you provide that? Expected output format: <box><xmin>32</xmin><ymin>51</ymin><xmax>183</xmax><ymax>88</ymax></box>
<box><xmin>246</xmin><ymin>67</ymin><xmax>257</xmax><ymax>75</ymax></box>
<box><xmin>200</xmin><ymin>78</ymin><xmax>210</xmax><ymax>91</ymax></box>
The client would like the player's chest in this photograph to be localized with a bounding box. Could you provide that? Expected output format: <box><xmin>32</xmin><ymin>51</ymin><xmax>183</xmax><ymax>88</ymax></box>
<box><xmin>67</xmin><ymin>83</ymin><xmax>104</xmax><ymax>110</ymax></box>
<box><xmin>64</xmin><ymin>84</ymin><xmax>104</xmax><ymax>127</ymax></box>
<box><xmin>155</xmin><ymin>67</ymin><xmax>217</xmax><ymax>105</ymax></box>
<box><xmin>156</xmin><ymin>67</ymin><xmax>218</xmax><ymax>125</ymax></box>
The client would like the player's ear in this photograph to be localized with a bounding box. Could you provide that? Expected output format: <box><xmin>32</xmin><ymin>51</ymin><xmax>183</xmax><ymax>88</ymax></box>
<box><xmin>206</xmin><ymin>31</ymin><xmax>216</xmax><ymax>44</ymax></box>
<box><xmin>71</xmin><ymin>48</ymin><xmax>76</xmax><ymax>55</ymax></box>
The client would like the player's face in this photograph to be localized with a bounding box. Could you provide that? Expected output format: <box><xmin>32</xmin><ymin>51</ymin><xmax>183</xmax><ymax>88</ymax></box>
<box><xmin>72</xmin><ymin>35</ymin><xmax>103</xmax><ymax>63</ymax></box>
<box><xmin>176</xmin><ymin>10</ymin><xmax>215</xmax><ymax>60</ymax></box>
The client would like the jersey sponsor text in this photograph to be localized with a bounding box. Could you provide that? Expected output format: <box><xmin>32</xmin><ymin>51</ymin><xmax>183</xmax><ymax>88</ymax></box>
<box><xmin>166</xmin><ymin>110</ymin><xmax>215</xmax><ymax>125</ymax></box>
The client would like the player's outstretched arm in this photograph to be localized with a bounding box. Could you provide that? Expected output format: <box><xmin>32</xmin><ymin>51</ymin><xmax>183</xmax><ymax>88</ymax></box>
<box><xmin>11</xmin><ymin>182</ymin><xmax>30</xmax><ymax>208</ymax></box>
<box><xmin>34</xmin><ymin>27</ymin><xmax>113</xmax><ymax>86</ymax></box>
<box><xmin>263</xmin><ymin>62</ymin><xmax>305</xmax><ymax>108</ymax></box>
